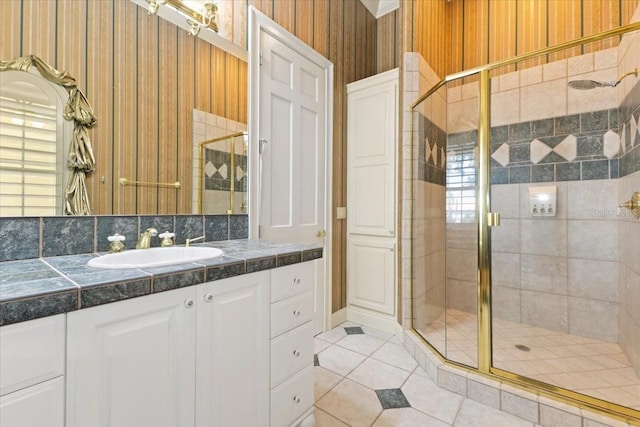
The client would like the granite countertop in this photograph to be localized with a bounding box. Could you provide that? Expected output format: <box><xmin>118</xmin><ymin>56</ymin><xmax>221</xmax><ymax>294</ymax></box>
<box><xmin>0</xmin><ymin>239</ymin><xmax>323</xmax><ymax>326</ymax></box>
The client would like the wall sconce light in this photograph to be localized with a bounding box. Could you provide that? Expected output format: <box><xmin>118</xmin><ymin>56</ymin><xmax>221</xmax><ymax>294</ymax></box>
<box><xmin>183</xmin><ymin>1</ymin><xmax>218</xmax><ymax>36</ymax></box>
<box><xmin>146</xmin><ymin>0</ymin><xmax>167</xmax><ymax>15</ymax></box>
<box><xmin>144</xmin><ymin>0</ymin><xmax>218</xmax><ymax>36</ymax></box>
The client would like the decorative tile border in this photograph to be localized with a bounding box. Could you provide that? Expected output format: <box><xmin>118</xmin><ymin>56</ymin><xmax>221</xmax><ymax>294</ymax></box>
<box><xmin>203</xmin><ymin>149</ymin><xmax>247</xmax><ymax>192</ymax></box>
<box><xmin>0</xmin><ymin>214</ymin><xmax>249</xmax><ymax>262</ymax></box>
<box><xmin>416</xmin><ymin>113</ymin><xmax>446</xmax><ymax>185</ymax></box>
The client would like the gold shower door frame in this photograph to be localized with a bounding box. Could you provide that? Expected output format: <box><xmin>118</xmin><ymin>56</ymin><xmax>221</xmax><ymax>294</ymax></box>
<box><xmin>410</xmin><ymin>21</ymin><xmax>640</xmax><ymax>423</ymax></box>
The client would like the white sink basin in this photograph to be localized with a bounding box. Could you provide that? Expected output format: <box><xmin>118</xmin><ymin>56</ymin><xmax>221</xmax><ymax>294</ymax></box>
<box><xmin>87</xmin><ymin>246</ymin><xmax>224</xmax><ymax>269</ymax></box>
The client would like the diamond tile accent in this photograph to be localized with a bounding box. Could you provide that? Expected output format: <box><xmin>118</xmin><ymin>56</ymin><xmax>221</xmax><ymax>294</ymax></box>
<box><xmin>314</xmin><ymin>354</ymin><xmax>319</xmax><ymax>367</ymax></box>
<box><xmin>344</xmin><ymin>326</ymin><xmax>364</xmax><ymax>335</ymax></box>
<box><xmin>530</xmin><ymin>139</ymin><xmax>552</xmax><ymax>164</ymax></box>
<box><xmin>204</xmin><ymin>161</ymin><xmax>216</xmax><ymax>178</ymax></box>
<box><xmin>236</xmin><ymin>166</ymin><xmax>246</xmax><ymax>181</ymax></box>
<box><xmin>491</xmin><ymin>143</ymin><xmax>510</xmax><ymax>167</ymax></box>
<box><xmin>603</xmin><ymin>130</ymin><xmax>620</xmax><ymax>159</ymax></box>
<box><xmin>218</xmin><ymin>163</ymin><xmax>228</xmax><ymax>179</ymax></box>
<box><xmin>554</xmin><ymin>134</ymin><xmax>577</xmax><ymax>161</ymax></box>
<box><xmin>375</xmin><ymin>388</ymin><xmax>411</xmax><ymax>410</ymax></box>
<box><xmin>425</xmin><ymin>137</ymin><xmax>434</xmax><ymax>164</ymax></box>
<box><xmin>440</xmin><ymin>147</ymin><xmax>446</xmax><ymax>167</ymax></box>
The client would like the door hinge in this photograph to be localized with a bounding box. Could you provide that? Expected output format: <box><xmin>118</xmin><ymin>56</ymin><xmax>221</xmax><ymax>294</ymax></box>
<box><xmin>258</xmin><ymin>225</ymin><xmax>262</xmax><ymax>238</ymax></box>
<box><xmin>259</xmin><ymin>52</ymin><xmax>263</xmax><ymax>66</ymax></box>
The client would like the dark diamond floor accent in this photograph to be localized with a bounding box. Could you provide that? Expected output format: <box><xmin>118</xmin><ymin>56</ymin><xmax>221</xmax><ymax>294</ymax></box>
<box><xmin>344</xmin><ymin>326</ymin><xmax>364</xmax><ymax>335</ymax></box>
<box><xmin>314</xmin><ymin>354</ymin><xmax>319</xmax><ymax>366</ymax></box>
<box><xmin>375</xmin><ymin>388</ymin><xmax>411</xmax><ymax>410</ymax></box>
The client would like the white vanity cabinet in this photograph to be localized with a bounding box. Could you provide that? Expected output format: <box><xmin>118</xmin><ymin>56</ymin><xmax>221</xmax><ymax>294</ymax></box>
<box><xmin>65</xmin><ymin>271</ymin><xmax>271</xmax><ymax>427</ymax></box>
<box><xmin>66</xmin><ymin>286</ymin><xmax>198</xmax><ymax>427</ymax></box>
<box><xmin>0</xmin><ymin>314</ymin><xmax>66</xmax><ymax>427</ymax></box>
<box><xmin>195</xmin><ymin>272</ymin><xmax>269</xmax><ymax>427</ymax></box>
<box><xmin>269</xmin><ymin>262</ymin><xmax>315</xmax><ymax>427</ymax></box>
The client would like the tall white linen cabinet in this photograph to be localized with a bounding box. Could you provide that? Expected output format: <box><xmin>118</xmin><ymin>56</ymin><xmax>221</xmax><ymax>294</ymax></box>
<box><xmin>346</xmin><ymin>68</ymin><xmax>399</xmax><ymax>333</ymax></box>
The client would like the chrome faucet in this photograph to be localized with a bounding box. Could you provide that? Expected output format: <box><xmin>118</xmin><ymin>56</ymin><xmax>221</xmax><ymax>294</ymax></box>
<box><xmin>136</xmin><ymin>228</ymin><xmax>158</xmax><ymax>249</ymax></box>
<box><xmin>185</xmin><ymin>235</ymin><xmax>205</xmax><ymax>247</ymax></box>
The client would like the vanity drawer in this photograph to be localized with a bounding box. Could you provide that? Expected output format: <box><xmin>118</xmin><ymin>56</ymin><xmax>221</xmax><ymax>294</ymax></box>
<box><xmin>271</xmin><ymin>262</ymin><xmax>314</xmax><ymax>303</ymax></box>
<box><xmin>0</xmin><ymin>314</ymin><xmax>66</xmax><ymax>396</ymax></box>
<box><xmin>270</xmin><ymin>365</ymin><xmax>313</xmax><ymax>427</ymax></box>
<box><xmin>271</xmin><ymin>292</ymin><xmax>313</xmax><ymax>338</ymax></box>
<box><xmin>270</xmin><ymin>321</ymin><xmax>313</xmax><ymax>387</ymax></box>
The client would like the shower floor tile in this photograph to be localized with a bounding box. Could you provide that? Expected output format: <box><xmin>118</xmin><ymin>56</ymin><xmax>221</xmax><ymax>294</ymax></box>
<box><xmin>419</xmin><ymin>309</ymin><xmax>640</xmax><ymax>411</ymax></box>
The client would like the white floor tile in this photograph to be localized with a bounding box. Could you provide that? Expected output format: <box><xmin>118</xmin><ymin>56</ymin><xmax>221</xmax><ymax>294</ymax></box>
<box><xmin>371</xmin><ymin>341</ymin><xmax>419</xmax><ymax>372</ymax></box>
<box><xmin>372</xmin><ymin>407</ymin><xmax>451</xmax><ymax>427</ymax></box>
<box><xmin>347</xmin><ymin>358</ymin><xmax>412</xmax><ymax>390</ymax></box>
<box><xmin>317</xmin><ymin>344</ymin><xmax>367</xmax><ymax>376</ymax></box>
<box><xmin>316</xmin><ymin>379</ymin><xmax>383</xmax><ymax>427</ymax></box>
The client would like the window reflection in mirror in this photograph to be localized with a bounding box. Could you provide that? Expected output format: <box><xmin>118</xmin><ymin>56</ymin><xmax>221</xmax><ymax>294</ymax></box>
<box><xmin>0</xmin><ymin>71</ymin><xmax>71</xmax><ymax>216</ymax></box>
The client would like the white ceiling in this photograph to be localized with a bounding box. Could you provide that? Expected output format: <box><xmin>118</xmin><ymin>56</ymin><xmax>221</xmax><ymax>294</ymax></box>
<box><xmin>359</xmin><ymin>0</ymin><xmax>400</xmax><ymax>19</ymax></box>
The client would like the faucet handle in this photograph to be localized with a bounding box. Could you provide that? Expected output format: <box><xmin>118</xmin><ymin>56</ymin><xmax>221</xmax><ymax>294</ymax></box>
<box><xmin>145</xmin><ymin>227</ymin><xmax>158</xmax><ymax>236</ymax></box>
<box><xmin>107</xmin><ymin>233</ymin><xmax>125</xmax><ymax>253</ymax></box>
<box><xmin>159</xmin><ymin>231</ymin><xmax>175</xmax><ymax>247</ymax></box>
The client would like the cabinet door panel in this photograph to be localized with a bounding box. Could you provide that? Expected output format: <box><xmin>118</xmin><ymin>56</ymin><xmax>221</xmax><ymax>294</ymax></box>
<box><xmin>66</xmin><ymin>288</ymin><xmax>196</xmax><ymax>427</ymax></box>
<box><xmin>347</xmin><ymin>70</ymin><xmax>398</xmax><ymax>237</ymax></box>
<box><xmin>0</xmin><ymin>314</ymin><xmax>65</xmax><ymax>396</ymax></box>
<box><xmin>196</xmin><ymin>272</ymin><xmax>269</xmax><ymax>427</ymax></box>
<box><xmin>0</xmin><ymin>376</ymin><xmax>64</xmax><ymax>427</ymax></box>
<box><xmin>347</xmin><ymin>237</ymin><xmax>396</xmax><ymax>315</ymax></box>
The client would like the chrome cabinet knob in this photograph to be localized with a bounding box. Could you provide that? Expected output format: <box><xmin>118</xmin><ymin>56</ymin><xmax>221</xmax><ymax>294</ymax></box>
<box><xmin>293</xmin><ymin>396</ymin><xmax>301</xmax><ymax>403</ymax></box>
<box><xmin>204</xmin><ymin>294</ymin><xmax>213</xmax><ymax>302</ymax></box>
<box><xmin>293</xmin><ymin>277</ymin><xmax>301</xmax><ymax>284</ymax></box>
<box><xmin>184</xmin><ymin>299</ymin><xmax>194</xmax><ymax>308</ymax></box>
<box><xmin>293</xmin><ymin>350</ymin><xmax>301</xmax><ymax>357</ymax></box>
<box><xmin>293</xmin><ymin>310</ymin><xmax>300</xmax><ymax>317</ymax></box>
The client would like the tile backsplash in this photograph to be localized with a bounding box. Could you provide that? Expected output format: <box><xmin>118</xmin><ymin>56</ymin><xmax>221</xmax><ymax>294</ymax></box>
<box><xmin>0</xmin><ymin>214</ymin><xmax>248</xmax><ymax>262</ymax></box>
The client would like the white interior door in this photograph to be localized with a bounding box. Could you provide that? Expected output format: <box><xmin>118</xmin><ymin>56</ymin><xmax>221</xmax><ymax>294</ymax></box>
<box><xmin>249</xmin><ymin>7</ymin><xmax>333</xmax><ymax>335</ymax></box>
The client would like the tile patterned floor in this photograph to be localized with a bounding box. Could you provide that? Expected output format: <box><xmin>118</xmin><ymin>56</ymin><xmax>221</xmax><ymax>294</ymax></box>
<box><xmin>421</xmin><ymin>309</ymin><xmax>640</xmax><ymax>411</ymax></box>
<box><xmin>313</xmin><ymin>322</ymin><xmax>536</xmax><ymax>426</ymax></box>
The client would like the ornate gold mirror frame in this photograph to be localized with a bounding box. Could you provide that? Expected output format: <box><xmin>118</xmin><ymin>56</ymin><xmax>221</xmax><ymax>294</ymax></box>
<box><xmin>0</xmin><ymin>54</ymin><xmax>97</xmax><ymax>215</ymax></box>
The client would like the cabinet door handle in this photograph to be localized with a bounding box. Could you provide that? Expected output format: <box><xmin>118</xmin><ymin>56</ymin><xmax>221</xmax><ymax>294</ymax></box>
<box><xmin>293</xmin><ymin>396</ymin><xmax>301</xmax><ymax>403</ymax></box>
<box><xmin>184</xmin><ymin>299</ymin><xmax>194</xmax><ymax>308</ymax></box>
<box><xmin>293</xmin><ymin>277</ymin><xmax>301</xmax><ymax>284</ymax></box>
<box><xmin>293</xmin><ymin>310</ymin><xmax>300</xmax><ymax>317</ymax></box>
<box><xmin>293</xmin><ymin>350</ymin><xmax>301</xmax><ymax>357</ymax></box>
<box><xmin>204</xmin><ymin>294</ymin><xmax>213</xmax><ymax>302</ymax></box>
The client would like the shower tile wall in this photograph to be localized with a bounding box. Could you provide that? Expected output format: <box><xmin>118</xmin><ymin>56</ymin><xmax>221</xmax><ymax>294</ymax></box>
<box><xmin>406</xmin><ymin>53</ymin><xmax>447</xmax><ymax>350</ymax></box>
<box><xmin>617</xmin><ymin>24</ymin><xmax>640</xmax><ymax>376</ymax></box>
<box><xmin>443</xmin><ymin>38</ymin><xmax>640</xmax><ymax>373</ymax></box>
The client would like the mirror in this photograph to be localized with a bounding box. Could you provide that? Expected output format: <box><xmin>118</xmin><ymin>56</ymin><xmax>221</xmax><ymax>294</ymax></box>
<box><xmin>191</xmin><ymin>108</ymin><xmax>248</xmax><ymax>215</ymax></box>
<box><xmin>0</xmin><ymin>56</ymin><xmax>97</xmax><ymax>217</ymax></box>
<box><xmin>0</xmin><ymin>0</ymin><xmax>248</xmax><ymax>216</ymax></box>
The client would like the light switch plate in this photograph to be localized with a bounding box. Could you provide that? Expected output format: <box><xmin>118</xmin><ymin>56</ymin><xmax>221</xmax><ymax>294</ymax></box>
<box><xmin>336</xmin><ymin>207</ymin><xmax>347</xmax><ymax>219</ymax></box>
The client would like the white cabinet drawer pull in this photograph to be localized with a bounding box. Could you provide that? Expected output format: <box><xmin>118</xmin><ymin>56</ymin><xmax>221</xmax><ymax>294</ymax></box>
<box><xmin>184</xmin><ymin>299</ymin><xmax>194</xmax><ymax>308</ymax></box>
<box><xmin>292</xmin><ymin>350</ymin><xmax>301</xmax><ymax>357</ymax></box>
<box><xmin>204</xmin><ymin>294</ymin><xmax>213</xmax><ymax>302</ymax></box>
<box><xmin>292</xmin><ymin>310</ymin><xmax>301</xmax><ymax>317</ymax></box>
<box><xmin>293</xmin><ymin>395</ymin><xmax>301</xmax><ymax>403</ymax></box>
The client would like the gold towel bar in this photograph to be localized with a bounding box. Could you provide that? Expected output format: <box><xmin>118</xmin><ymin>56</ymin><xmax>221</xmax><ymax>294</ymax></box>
<box><xmin>119</xmin><ymin>178</ymin><xmax>181</xmax><ymax>189</ymax></box>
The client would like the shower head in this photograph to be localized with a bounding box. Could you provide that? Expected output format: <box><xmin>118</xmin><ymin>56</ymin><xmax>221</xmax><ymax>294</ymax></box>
<box><xmin>568</xmin><ymin>68</ymin><xmax>638</xmax><ymax>90</ymax></box>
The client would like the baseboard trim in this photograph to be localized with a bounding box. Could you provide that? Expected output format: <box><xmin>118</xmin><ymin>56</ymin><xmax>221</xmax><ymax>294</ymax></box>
<box><xmin>330</xmin><ymin>308</ymin><xmax>347</xmax><ymax>328</ymax></box>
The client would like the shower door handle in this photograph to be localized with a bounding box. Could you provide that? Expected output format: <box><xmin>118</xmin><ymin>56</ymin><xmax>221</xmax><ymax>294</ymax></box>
<box><xmin>488</xmin><ymin>212</ymin><xmax>501</xmax><ymax>227</ymax></box>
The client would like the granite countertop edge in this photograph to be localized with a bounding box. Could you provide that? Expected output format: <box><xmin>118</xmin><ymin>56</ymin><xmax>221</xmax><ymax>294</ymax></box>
<box><xmin>0</xmin><ymin>239</ymin><xmax>324</xmax><ymax>326</ymax></box>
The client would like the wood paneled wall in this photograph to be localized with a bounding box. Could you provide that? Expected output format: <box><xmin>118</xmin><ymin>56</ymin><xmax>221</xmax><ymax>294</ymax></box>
<box><xmin>1</xmin><ymin>0</ymin><xmax>246</xmax><ymax>215</ymax></box>
<box><xmin>407</xmin><ymin>0</ymin><xmax>640</xmax><ymax>79</ymax></box>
